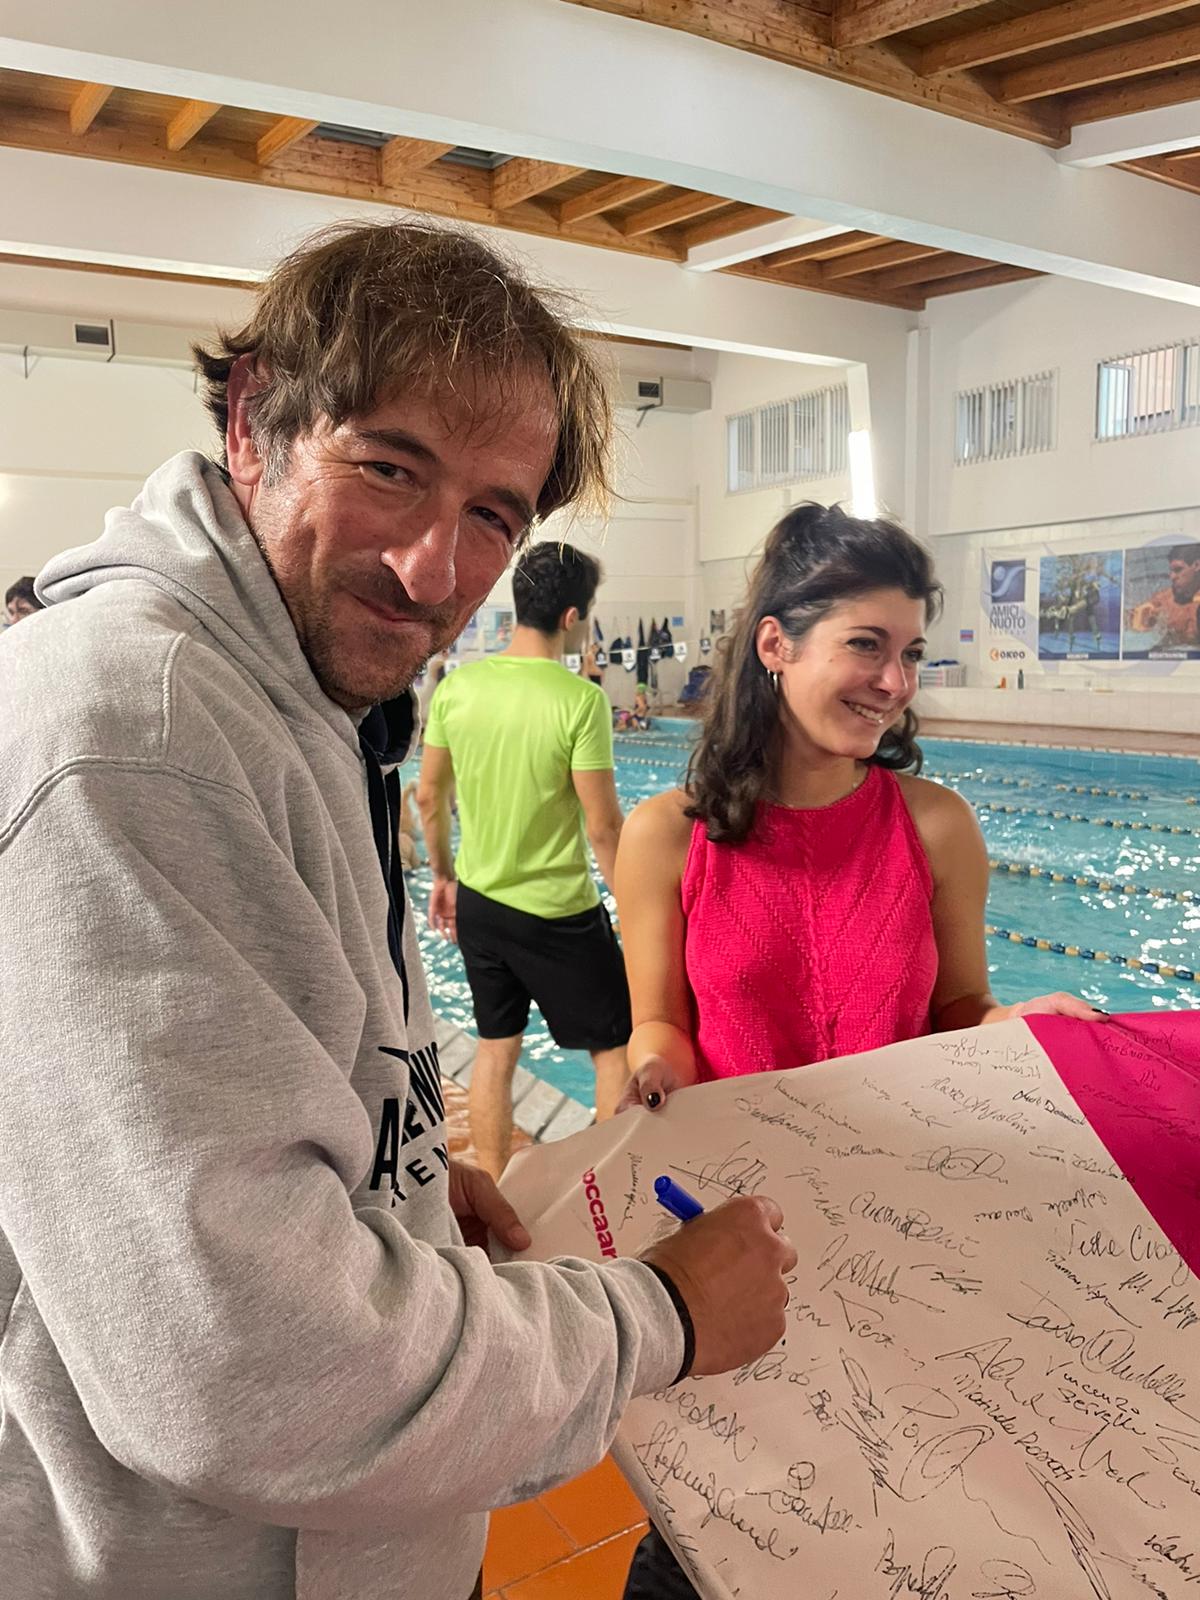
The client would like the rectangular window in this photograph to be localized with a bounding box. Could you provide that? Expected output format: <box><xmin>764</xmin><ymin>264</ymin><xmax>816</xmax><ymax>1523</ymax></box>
<box><xmin>1096</xmin><ymin>342</ymin><xmax>1200</xmax><ymax>440</ymax></box>
<box><xmin>725</xmin><ymin>383</ymin><xmax>850</xmax><ymax>493</ymax></box>
<box><xmin>955</xmin><ymin>371</ymin><xmax>1055</xmax><ymax>465</ymax></box>
<box><xmin>726</xmin><ymin>411</ymin><xmax>755</xmax><ymax>493</ymax></box>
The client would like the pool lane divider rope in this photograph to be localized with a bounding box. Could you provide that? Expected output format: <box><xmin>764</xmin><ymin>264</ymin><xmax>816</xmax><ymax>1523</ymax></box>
<box><xmin>927</xmin><ymin>770</ymin><xmax>1193</xmax><ymax>805</ymax></box>
<box><xmin>985</xmin><ymin>924</ymin><xmax>1196</xmax><ymax>984</ymax></box>
<box><xmin>988</xmin><ymin>857</ymin><xmax>1197</xmax><ymax>905</ymax></box>
<box><xmin>976</xmin><ymin>800</ymin><xmax>1199</xmax><ymax>837</ymax></box>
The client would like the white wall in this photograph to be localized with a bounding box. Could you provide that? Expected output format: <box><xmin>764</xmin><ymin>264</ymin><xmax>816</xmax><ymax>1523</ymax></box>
<box><xmin>925</xmin><ymin>274</ymin><xmax>1200</xmax><ymax>536</ymax></box>
<box><xmin>0</xmin><ymin>357</ymin><xmax>214</xmax><ymax>595</ymax></box>
<box><xmin>919</xmin><ymin>275</ymin><xmax>1200</xmax><ymax>697</ymax></box>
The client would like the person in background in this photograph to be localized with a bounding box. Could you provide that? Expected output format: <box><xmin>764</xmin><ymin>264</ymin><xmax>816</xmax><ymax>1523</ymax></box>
<box><xmin>398</xmin><ymin>779</ymin><xmax>421</xmax><ymax>871</ymax></box>
<box><xmin>418</xmin><ymin>540</ymin><xmax>630</xmax><ymax>1178</ymax></box>
<box><xmin>582</xmin><ymin>634</ymin><xmax>603</xmax><ymax>687</ymax></box>
<box><xmin>416</xmin><ymin>647</ymin><xmax>450</xmax><ymax>736</ymax></box>
<box><xmin>5</xmin><ymin>576</ymin><xmax>43</xmax><ymax>625</ymax></box>
<box><xmin>631</xmin><ymin>683</ymin><xmax>651</xmax><ymax>730</ymax></box>
<box><xmin>615</xmin><ymin>503</ymin><xmax>1106</xmax><ymax>1597</ymax></box>
<box><xmin>0</xmin><ymin>219</ymin><xmax>797</xmax><ymax>1600</ymax></box>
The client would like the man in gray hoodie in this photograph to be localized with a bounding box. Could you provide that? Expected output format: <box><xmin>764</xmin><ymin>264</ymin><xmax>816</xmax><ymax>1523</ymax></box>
<box><xmin>0</xmin><ymin>220</ymin><xmax>795</xmax><ymax>1600</ymax></box>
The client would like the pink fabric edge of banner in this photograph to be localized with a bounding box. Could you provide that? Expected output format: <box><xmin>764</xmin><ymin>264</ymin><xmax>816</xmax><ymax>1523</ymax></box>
<box><xmin>1026</xmin><ymin>1011</ymin><xmax>1200</xmax><ymax>1279</ymax></box>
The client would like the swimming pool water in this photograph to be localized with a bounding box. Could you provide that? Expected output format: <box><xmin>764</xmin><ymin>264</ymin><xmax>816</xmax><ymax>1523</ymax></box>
<box><xmin>405</xmin><ymin>721</ymin><xmax>1200</xmax><ymax>1108</ymax></box>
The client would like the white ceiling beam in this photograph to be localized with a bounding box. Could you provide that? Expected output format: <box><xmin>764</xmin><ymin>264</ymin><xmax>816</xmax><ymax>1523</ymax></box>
<box><xmin>5</xmin><ymin>0</ymin><xmax>1200</xmax><ymax>302</ymax></box>
<box><xmin>686</xmin><ymin>217</ymin><xmax>852</xmax><ymax>272</ymax></box>
<box><xmin>1058</xmin><ymin>98</ymin><xmax>1200</xmax><ymax>167</ymax></box>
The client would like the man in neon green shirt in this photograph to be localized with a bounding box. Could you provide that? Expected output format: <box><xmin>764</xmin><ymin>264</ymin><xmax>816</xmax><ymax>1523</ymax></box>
<box><xmin>417</xmin><ymin>542</ymin><xmax>629</xmax><ymax>1175</ymax></box>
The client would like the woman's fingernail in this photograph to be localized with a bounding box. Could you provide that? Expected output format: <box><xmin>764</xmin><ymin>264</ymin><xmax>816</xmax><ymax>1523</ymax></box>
<box><xmin>646</xmin><ymin>1091</ymin><xmax>662</xmax><ymax>1109</ymax></box>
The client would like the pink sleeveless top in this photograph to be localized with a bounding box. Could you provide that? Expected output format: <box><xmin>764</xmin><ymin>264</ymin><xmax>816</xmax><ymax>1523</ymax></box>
<box><xmin>681</xmin><ymin>766</ymin><xmax>937</xmax><ymax>1080</ymax></box>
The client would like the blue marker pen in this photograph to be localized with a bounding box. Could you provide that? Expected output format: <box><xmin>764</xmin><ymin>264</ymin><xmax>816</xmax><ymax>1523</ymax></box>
<box><xmin>654</xmin><ymin>1175</ymin><xmax>705</xmax><ymax>1222</ymax></box>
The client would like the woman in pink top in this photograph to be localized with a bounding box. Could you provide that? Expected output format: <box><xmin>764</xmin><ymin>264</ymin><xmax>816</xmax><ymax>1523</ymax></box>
<box><xmin>617</xmin><ymin>504</ymin><xmax>1102</xmax><ymax>1599</ymax></box>
<box><xmin>615</xmin><ymin>504</ymin><xmax>1101</xmax><ymax>1109</ymax></box>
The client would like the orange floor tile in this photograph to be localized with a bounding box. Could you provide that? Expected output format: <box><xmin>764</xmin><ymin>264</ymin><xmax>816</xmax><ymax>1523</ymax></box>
<box><xmin>483</xmin><ymin>1456</ymin><xmax>647</xmax><ymax>1600</ymax></box>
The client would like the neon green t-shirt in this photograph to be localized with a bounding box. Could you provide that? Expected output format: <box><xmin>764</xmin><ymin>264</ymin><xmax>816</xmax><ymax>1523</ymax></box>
<box><xmin>423</xmin><ymin>656</ymin><xmax>613</xmax><ymax>919</ymax></box>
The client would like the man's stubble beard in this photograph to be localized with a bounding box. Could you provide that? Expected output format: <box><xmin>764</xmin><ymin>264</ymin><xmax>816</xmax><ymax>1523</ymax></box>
<box><xmin>248</xmin><ymin>508</ymin><xmax>461</xmax><ymax>711</ymax></box>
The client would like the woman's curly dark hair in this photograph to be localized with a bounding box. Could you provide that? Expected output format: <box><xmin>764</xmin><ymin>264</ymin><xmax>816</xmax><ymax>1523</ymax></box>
<box><xmin>686</xmin><ymin>504</ymin><xmax>942</xmax><ymax>844</ymax></box>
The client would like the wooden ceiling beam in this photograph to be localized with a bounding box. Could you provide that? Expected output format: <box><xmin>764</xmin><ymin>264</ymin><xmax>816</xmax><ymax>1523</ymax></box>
<box><xmin>679</xmin><ymin>205</ymin><xmax>788</xmax><ymax>249</ymax></box>
<box><xmin>822</xmin><ymin>239</ymin><xmax>942</xmax><ymax>277</ymax></box>
<box><xmin>998</xmin><ymin>21</ymin><xmax>1200</xmax><ymax>104</ymax></box>
<box><xmin>870</xmin><ymin>250</ymin><xmax>995</xmax><ymax>290</ymax></box>
<box><xmin>729</xmin><ymin>257</ymin><xmax>925</xmax><ymax>310</ymax></box>
<box><xmin>491</xmin><ymin>158</ymin><xmax>587</xmax><ymax>209</ymax></box>
<box><xmin>559</xmin><ymin>1</ymin><xmax>1065</xmax><ymax>145</ymax></box>
<box><xmin>1065</xmin><ymin>61</ymin><xmax>1200</xmax><ymax>123</ymax></box>
<box><xmin>166</xmin><ymin>99</ymin><xmax>221</xmax><ymax>152</ymax></box>
<box><xmin>765</xmin><ymin>230</ymin><xmax>883</xmax><ymax>267</ymax></box>
<box><xmin>0</xmin><ymin>104</ymin><xmax>692</xmax><ymax>272</ymax></box>
<box><xmin>620</xmin><ymin>190</ymin><xmax>729</xmax><ymax>236</ymax></box>
<box><xmin>256</xmin><ymin>116</ymin><xmax>318</xmax><ymax>167</ymax></box>
<box><xmin>558</xmin><ymin>175</ymin><xmax>666</xmax><ymax>225</ymax></box>
<box><xmin>832</xmin><ymin>0</ymin><xmax>982</xmax><ymax>49</ymax></box>
<box><xmin>919</xmin><ymin>0</ymin><xmax>1199</xmax><ymax>78</ymax></box>
<box><xmin>1119</xmin><ymin>154</ymin><xmax>1200</xmax><ymax>195</ymax></box>
<box><xmin>380</xmin><ymin>137</ymin><xmax>454</xmax><ymax>186</ymax></box>
<box><xmin>68</xmin><ymin>82</ymin><xmax>113</xmax><ymax>136</ymax></box>
<box><xmin>920</xmin><ymin>265</ymin><xmax>1044</xmax><ymax>296</ymax></box>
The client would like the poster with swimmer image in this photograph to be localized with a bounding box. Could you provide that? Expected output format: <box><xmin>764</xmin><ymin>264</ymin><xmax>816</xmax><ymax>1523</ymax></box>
<box><xmin>1037</xmin><ymin>550</ymin><xmax>1123</xmax><ymax>661</ymax></box>
<box><xmin>1122</xmin><ymin>542</ymin><xmax>1200</xmax><ymax>660</ymax></box>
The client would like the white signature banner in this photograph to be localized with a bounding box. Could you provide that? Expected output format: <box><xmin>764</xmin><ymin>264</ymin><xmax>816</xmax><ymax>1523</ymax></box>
<box><xmin>500</xmin><ymin>1021</ymin><xmax>1200</xmax><ymax>1600</ymax></box>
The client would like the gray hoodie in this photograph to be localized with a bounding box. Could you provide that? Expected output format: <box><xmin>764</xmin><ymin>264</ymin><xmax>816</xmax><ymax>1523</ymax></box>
<box><xmin>0</xmin><ymin>452</ymin><xmax>679</xmax><ymax>1600</ymax></box>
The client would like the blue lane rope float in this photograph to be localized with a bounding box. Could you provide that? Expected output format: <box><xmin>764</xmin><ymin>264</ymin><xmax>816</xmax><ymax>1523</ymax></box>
<box><xmin>987</xmin><ymin>857</ymin><xmax>1199</xmax><ymax>905</ymax></box>
<box><xmin>984</xmin><ymin>924</ymin><xmax>1196</xmax><ymax>985</ymax></box>
<box><xmin>975</xmin><ymin>799</ymin><xmax>1199</xmax><ymax>838</ymax></box>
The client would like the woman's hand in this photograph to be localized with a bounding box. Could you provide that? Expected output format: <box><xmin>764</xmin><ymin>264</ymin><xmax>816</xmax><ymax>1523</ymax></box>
<box><xmin>985</xmin><ymin>992</ymin><xmax>1108</xmax><ymax>1023</ymax></box>
<box><xmin>616</xmin><ymin>1054</ymin><xmax>695</xmax><ymax>1113</ymax></box>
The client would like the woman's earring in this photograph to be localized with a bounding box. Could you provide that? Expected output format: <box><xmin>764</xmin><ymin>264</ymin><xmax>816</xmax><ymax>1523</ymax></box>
<box><xmin>768</xmin><ymin>669</ymin><xmax>780</xmax><ymax>693</ymax></box>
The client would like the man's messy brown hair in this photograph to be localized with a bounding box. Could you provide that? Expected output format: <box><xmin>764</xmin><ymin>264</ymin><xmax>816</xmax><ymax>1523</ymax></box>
<box><xmin>193</xmin><ymin>219</ymin><xmax>612</xmax><ymax>526</ymax></box>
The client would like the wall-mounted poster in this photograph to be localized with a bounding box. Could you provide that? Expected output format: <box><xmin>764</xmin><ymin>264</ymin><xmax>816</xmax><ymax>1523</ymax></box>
<box><xmin>983</xmin><ymin>555</ymin><xmax>1036</xmax><ymax>667</ymax></box>
<box><xmin>1037</xmin><ymin>549</ymin><xmax>1122</xmax><ymax>660</ymax></box>
<box><xmin>1122</xmin><ymin>540</ymin><xmax>1200</xmax><ymax>659</ymax></box>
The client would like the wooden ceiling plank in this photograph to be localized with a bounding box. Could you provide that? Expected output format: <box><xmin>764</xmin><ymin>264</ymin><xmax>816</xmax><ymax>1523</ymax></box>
<box><xmin>680</xmin><ymin>205</ymin><xmax>789</xmax><ymax>248</ymax></box>
<box><xmin>920</xmin><ymin>0</ymin><xmax>1199</xmax><ymax>78</ymax></box>
<box><xmin>166</xmin><ymin>99</ymin><xmax>222</xmax><ymax>152</ymax></box>
<box><xmin>619</xmin><ymin>190</ymin><xmax>730</xmax><ymax>236</ymax></box>
<box><xmin>730</xmin><ymin>256</ymin><xmax>925</xmax><ymax>310</ymax></box>
<box><xmin>68</xmin><ymin>82</ymin><xmax>113</xmax><ymax>136</ymax></box>
<box><xmin>1119</xmin><ymin>153</ymin><xmax>1200</xmax><ymax>194</ymax></box>
<box><xmin>558</xmin><ymin>175</ymin><xmax>666</xmax><ymax>224</ymax></box>
<box><xmin>921</xmin><ymin>265</ymin><xmax>1044</xmax><ymax>295</ymax></box>
<box><xmin>766</xmin><ymin>230</ymin><xmax>883</xmax><ymax>266</ymax></box>
<box><xmin>0</xmin><ymin>105</ymin><xmax>692</xmax><ymax>269</ymax></box>
<box><xmin>256</xmin><ymin>116</ymin><xmax>319</xmax><ymax>167</ymax></box>
<box><xmin>491</xmin><ymin>158</ymin><xmax>588</xmax><ymax>209</ymax></box>
<box><xmin>1066</xmin><ymin>60</ymin><xmax>1200</xmax><ymax>123</ymax></box>
<box><xmin>380</xmin><ymin>137</ymin><xmax>455</xmax><ymax>185</ymax></box>
<box><xmin>870</xmin><ymin>250</ymin><xmax>995</xmax><ymax>290</ymax></box>
<box><xmin>832</xmin><ymin>0</ymin><xmax>982</xmax><ymax>49</ymax></box>
<box><xmin>560</xmin><ymin>1</ymin><xmax>1065</xmax><ymax>145</ymax></box>
<box><xmin>822</xmin><ymin>239</ymin><xmax>943</xmax><ymax>277</ymax></box>
<box><xmin>999</xmin><ymin>20</ymin><xmax>1200</xmax><ymax>104</ymax></box>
